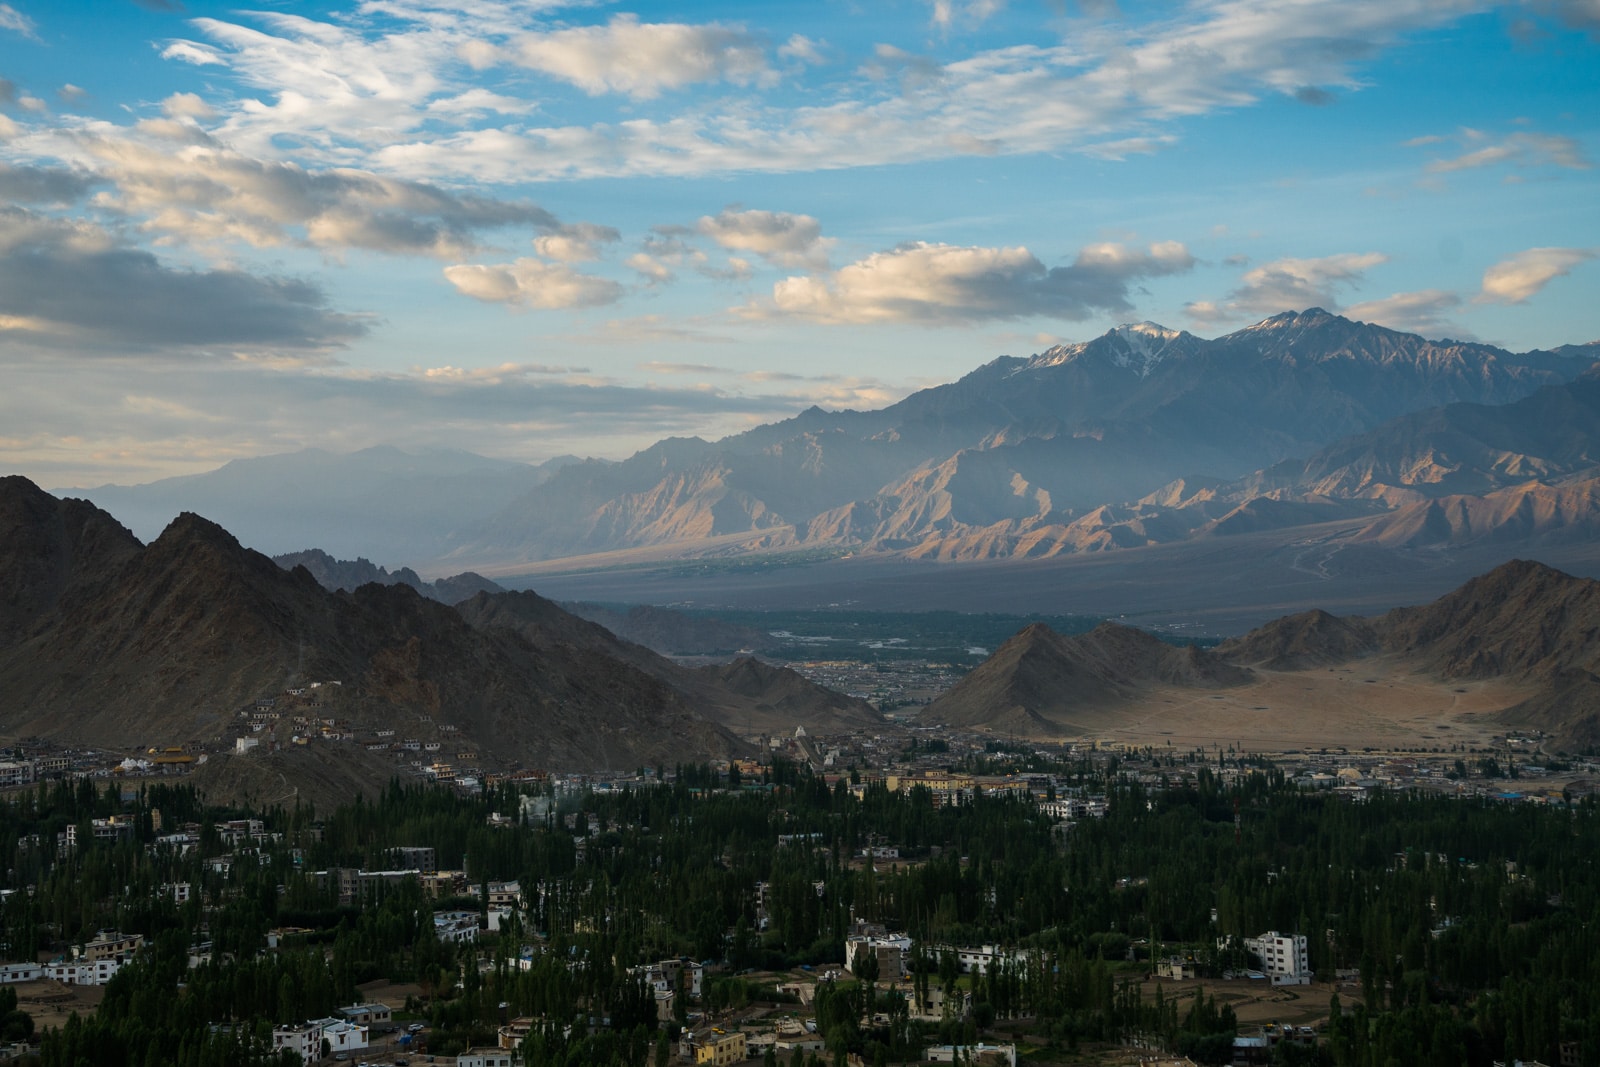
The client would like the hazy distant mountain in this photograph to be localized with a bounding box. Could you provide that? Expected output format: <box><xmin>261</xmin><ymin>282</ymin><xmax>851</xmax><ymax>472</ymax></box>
<box><xmin>66</xmin><ymin>446</ymin><xmax>587</xmax><ymax>565</ymax></box>
<box><xmin>0</xmin><ymin>477</ymin><xmax>743</xmax><ymax>799</ymax></box>
<box><xmin>275</xmin><ymin>547</ymin><xmax>504</xmax><ymax>603</ymax></box>
<box><xmin>443</xmin><ymin>310</ymin><xmax>1596</xmax><ymax>567</ymax></box>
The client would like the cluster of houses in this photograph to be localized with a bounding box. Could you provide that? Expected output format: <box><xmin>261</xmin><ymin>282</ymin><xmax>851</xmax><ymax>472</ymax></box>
<box><xmin>0</xmin><ymin>930</ymin><xmax>144</xmax><ymax>988</ymax></box>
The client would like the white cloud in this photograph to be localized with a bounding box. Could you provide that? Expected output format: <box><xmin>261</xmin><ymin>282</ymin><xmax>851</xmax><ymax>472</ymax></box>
<box><xmin>930</xmin><ymin>0</ymin><xmax>1007</xmax><ymax>30</ymax></box>
<box><xmin>777</xmin><ymin>34</ymin><xmax>825</xmax><ymax>64</ymax></box>
<box><xmin>0</xmin><ymin>3</ymin><xmax>36</xmax><ymax>39</ymax></box>
<box><xmin>752</xmin><ymin>239</ymin><xmax>1194</xmax><ymax>325</ymax></box>
<box><xmin>625</xmin><ymin>252</ymin><xmax>675</xmax><ymax>284</ymax></box>
<box><xmin>532</xmin><ymin>223</ymin><xmax>621</xmax><ymax>263</ymax></box>
<box><xmin>71</xmin><ymin>132</ymin><xmax>570</xmax><ymax>258</ymax></box>
<box><xmin>1345</xmin><ymin>289</ymin><xmax>1469</xmax><ymax>337</ymax></box>
<box><xmin>506</xmin><ymin>15</ymin><xmax>771</xmax><ymax>99</ymax></box>
<box><xmin>1226</xmin><ymin>252</ymin><xmax>1389</xmax><ymax>316</ymax></box>
<box><xmin>443</xmin><ymin>258</ymin><xmax>624</xmax><ymax>309</ymax></box>
<box><xmin>1477</xmin><ymin>247</ymin><xmax>1596</xmax><ymax>304</ymax></box>
<box><xmin>162</xmin><ymin>92</ymin><xmax>217</xmax><ymax>120</ymax></box>
<box><xmin>697</xmin><ymin>208</ymin><xmax>833</xmax><ymax>269</ymax></box>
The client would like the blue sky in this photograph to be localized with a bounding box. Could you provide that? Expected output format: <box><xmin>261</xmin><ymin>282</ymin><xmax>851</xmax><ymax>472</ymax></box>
<box><xmin>1</xmin><ymin>0</ymin><xmax>1596</xmax><ymax>486</ymax></box>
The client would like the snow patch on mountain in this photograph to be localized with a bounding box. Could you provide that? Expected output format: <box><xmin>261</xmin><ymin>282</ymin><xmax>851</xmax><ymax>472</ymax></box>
<box><xmin>1026</xmin><ymin>321</ymin><xmax>1184</xmax><ymax>377</ymax></box>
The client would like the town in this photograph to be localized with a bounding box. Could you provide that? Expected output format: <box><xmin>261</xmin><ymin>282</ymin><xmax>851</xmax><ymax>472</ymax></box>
<box><xmin>0</xmin><ymin>714</ymin><xmax>1596</xmax><ymax>1067</ymax></box>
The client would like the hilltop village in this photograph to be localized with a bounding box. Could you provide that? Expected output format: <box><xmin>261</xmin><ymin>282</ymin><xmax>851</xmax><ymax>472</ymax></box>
<box><xmin>1</xmin><ymin>725</ymin><xmax>1598</xmax><ymax>1067</ymax></box>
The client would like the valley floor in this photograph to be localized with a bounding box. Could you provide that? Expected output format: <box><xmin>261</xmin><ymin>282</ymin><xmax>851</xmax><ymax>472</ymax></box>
<box><xmin>501</xmin><ymin>525</ymin><xmax>1600</xmax><ymax>637</ymax></box>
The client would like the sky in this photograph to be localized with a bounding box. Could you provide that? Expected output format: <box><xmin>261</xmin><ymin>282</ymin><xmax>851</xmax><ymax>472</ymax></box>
<box><xmin>1</xmin><ymin>0</ymin><xmax>1597</xmax><ymax>488</ymax></box>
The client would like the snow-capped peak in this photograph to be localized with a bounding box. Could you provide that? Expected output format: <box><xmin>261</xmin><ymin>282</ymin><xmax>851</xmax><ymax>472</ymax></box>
<box><xmin>1025</xmin><ymin>321</ymin><xmax>1183</xmax><ymax>377</ymax></box>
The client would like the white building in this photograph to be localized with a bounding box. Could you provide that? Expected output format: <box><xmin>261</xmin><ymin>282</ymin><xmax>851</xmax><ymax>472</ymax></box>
<box><xmin>458</xmin><ymin>1049</ymin><xmax>515</xmax><ymax>1067</ymax></box>
<box><xmin>934</xmin><ymin>943</ymin><xmax>1030</xmax><ymax>977</ymax></box>
<box><xmin>1243</xmin><ymin>931</ymin><xmax>1310</xmax><ymax>986</ymax></box>
<box><xmin>434</xmin><ymin>910</ymin><xmax>480</xmax><ymax>944</ymax></box>
<box><xmin>0</xmin><ymin>963</ymin><xmax>42</xmax><ymax>983</ymax></box>
<box><xmin>271</xmin><ymin>1018</ymin><xmax>369</xmax><ymax>1061</ymax></box>
<box><xmin>926</xmin><ymin>1044</ymin><xmax>1016</xmax><ymax>1067</ymax></box>
<box><xmin>46</xmin><ymin>959</ymin><xmax>123</xmax><ymax>985</ymax></box>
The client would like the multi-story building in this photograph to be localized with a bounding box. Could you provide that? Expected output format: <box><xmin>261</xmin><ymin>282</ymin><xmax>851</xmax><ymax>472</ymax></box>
<box><xmin>693</xmin><ymin>1030</ymin><xmax>747</xmax><ymax>1067</ymax></box>
<box><xmin>1243</xmin><ymin>931</ymin><xmax>1310</xmax><ymax>986</ymax></box>
<box><xmin>845</xmin><ymin>933</ymin><xmax>913</xmax><ymax>979</ymax></box>
<box><xmin>271</xmin><ymin>1018</ymin><xmax>369</xmax><ymax>1062</ymax></box>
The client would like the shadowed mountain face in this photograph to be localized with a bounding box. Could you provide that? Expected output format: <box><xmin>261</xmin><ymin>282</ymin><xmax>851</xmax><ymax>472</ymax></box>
<box><xmin>275</xmin><ymin>547</ymin><xmax>503</xmax><ymax>603</ymax></box>
<box><xmin>442</xmin><ymin>310</ymin><xmax>1596</xmax><ymax>566</ymax></box>
<box><xmin>453</xmin><ymin>590</ymin><xmax>886</xmax><ymax>736</ymax></box>
<box><xmin>0</xmin><ymin>477</ymin><xmax>743</xmax><ymax>796</ymax></box>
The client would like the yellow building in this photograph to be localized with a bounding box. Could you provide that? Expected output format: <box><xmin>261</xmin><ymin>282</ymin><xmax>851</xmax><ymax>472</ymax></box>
<box><xmin>695</xmin><ymin>1030</ymin><xmax>748</xmax><ymax>1067</ymax></box>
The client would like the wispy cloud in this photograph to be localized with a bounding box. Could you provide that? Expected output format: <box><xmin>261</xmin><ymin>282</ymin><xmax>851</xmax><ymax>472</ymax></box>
<box><xmin>0</xmin><ymin>3</ymin><xmax>37</xmax><ymax>40</ymax></box>
<box><xmin>141</xmin><ymin>0</ymin><xmax>1496</xmax><ymax>183</ymax></box>
<box><xmin>1414</xmin><ymin>126</ymin><xmax>1590</xmax><ymax>175</ymax></box>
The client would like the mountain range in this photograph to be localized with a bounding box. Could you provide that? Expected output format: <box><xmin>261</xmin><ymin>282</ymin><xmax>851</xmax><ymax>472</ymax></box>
<box><xmin>0</xmin><ymin>476</ymin><xmax>882</xmax><ymax>804</ymax></box>
<box><xmin>60</xmin><ymin>310</ymin><xmax>1599</xmax><ymax>576</ymax></box>
<box><xmin>930</xmin><ymin>558</ymin><xmax>1600</xmax><ymax>751</ymax></box>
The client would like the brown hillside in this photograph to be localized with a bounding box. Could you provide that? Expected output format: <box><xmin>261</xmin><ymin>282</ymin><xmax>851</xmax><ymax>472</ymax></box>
<box><xmin>1217</xmin><ymin>609</ymin><xmax>1380</xmax><ymax>670</ymax></box>
<box><xmin>0</xmin><ymin>479</ymin><xmax>743</xmax><ymax>797</ymax></box>
<box><xmin>923</xmin><ymin>621</ymin><xmax>1251</xmax><ymax>732</ymax></box>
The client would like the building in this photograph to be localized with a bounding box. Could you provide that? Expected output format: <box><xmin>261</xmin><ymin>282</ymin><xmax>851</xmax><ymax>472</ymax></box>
<box><xmin>845</xmin><ymin>933</ymin><xmax>912</xmax><ymax>979</ymax></box>
<box><xmin>271</xmin><ymin>1018</ymin><xmax>369</xmax><ymax>1062</ymax></box>
<box><xmin>693</xmin><ymin>1029</ymin><xmax>747</xmax><ymax>1067</ymax></box>
<box><xmin>1243</xmin><ymin>932</ymin><xmax>1310</xmax><ymax>986</ymax></box>
<box><xmin>0</xmin><ymin>761</ymin><xmax>36</xmax><ymax>788</ymax></box>
<box><xmin>926</xmin><ymin>1045</ymin><xmax>1017</xmax><ymax>1067</ymax></box>
<box><xmin>435</xmin><ymin>910</ymin><xmax>480</xmax><ymax>944</ymax></box>
<box><xmin>392</xmin><ymin>845</ymin><xmax>437</xmax><ymax>875</ymax></box>
<box><xmin>458</xmin><ymin>1049</ymin><xmax>516</xmax><ymax>1067</ymax></box>
<box><xmin>46</xmin><ymin>959</ymin><xmax>122</xmax><ymax>984</ymax></box>
<box><xmin>338</xmin><ymin>1002</ymin><xmax>393</xmax><ymax>1028</ymax></box>
<box><xmin>932</xmin><ymin>943</ymin><xmax>1030</xmax><ymax>977</ymax></box>
<box><xmin>82</xmin><ymin>931</ymin><xmax>143</xmax><ymax>963</ymax></box>
<box><xmin>0</xmin><ymin>963</ymin><xmax>42</xmax><ymax>983</ymax></box>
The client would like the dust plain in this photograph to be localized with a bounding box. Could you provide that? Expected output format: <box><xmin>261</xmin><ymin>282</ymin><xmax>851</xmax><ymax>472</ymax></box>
<box><xmin>1052</xmin><ymin>657</ymin><xmax>1523</xmax><ymax>753</ymax></box>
